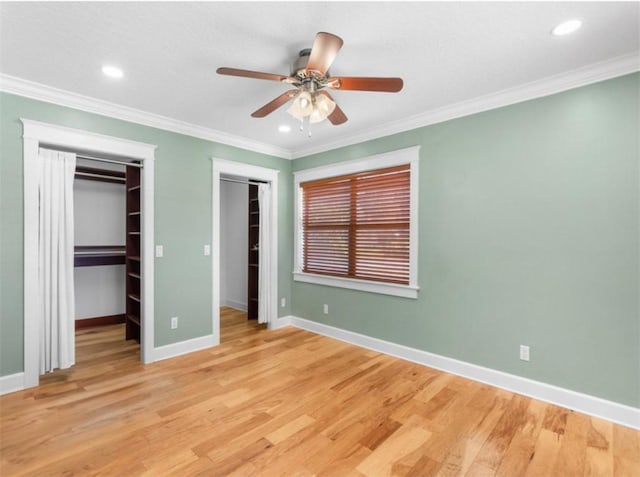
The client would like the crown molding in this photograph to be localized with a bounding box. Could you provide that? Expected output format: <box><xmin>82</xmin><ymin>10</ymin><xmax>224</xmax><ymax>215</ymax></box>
<box><xmin>290</xmin><ymin>53</ymin><xmax>640</xmax><ymax>159</ymax></box>
<box><xmin>0</xmin><ymin>74</ymin><xmax>292</xmax><ymax>159</ymax></box>
<box><xmin>2</xmin><ymin>52</ymin><xmax>638</xmax><ymax>161</ymax></box>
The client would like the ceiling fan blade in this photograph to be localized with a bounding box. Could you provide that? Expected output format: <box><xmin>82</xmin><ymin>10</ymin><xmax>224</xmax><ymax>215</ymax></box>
<box><xmin>251</xmin><ymin>90</ymin><xmax>298</xmax><ymax>118</ymax></box>
<box><xmin>306</xmin><ymin>32</ymin><xmax>344</xmax><ymax>77</ymax></box>
<box><xmin>318</xmin><ymin>91</ymin><xmax>348</xmax><ymax>125</ymax></box>
<box><xmin>327</xmin><ymin>77</ymin><xmax>404</xmax><ymax>92</ymax></box>
<box><xmin>217</xmin><ymin>67</ymin><xmax>295</xmax><ymax>83</ymax></box>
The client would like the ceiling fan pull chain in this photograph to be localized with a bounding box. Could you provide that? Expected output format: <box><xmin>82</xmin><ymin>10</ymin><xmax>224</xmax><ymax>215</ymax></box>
<box><xmin>300</xmin><ymin>116</ymin><xmax>311</xmax><ymax>137</ymax></box>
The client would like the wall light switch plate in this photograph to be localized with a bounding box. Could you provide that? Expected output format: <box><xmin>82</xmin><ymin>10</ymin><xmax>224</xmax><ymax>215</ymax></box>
<box><xmin>171</xmin><ymin>317</ymin><xmax>178</xmax><ymax>329</ymax></box>
<box><xmin>155</xmin><ymin>245</ymin><xmax>164</xmax><ymax>258</ymax></box>
<box><xmin>520</xmin><ymin>345</ymin><xmax>530</xmax><ymax>362</ymax></box>
<box><xmin>204</xmin><ymin>244</ymin><xmax>211</xmax><ymax>256</ymax></box>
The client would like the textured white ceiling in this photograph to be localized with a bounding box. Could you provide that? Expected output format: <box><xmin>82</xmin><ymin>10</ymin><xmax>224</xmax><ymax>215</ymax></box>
<box><xmin>1</xmin><ymin>2</ymin><xmax>638</xmax><ymax>157</ymax></box>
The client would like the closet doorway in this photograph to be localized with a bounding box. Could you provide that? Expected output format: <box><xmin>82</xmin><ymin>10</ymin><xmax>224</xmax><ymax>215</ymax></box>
<box><xmin>73</xmin><ymin>156</ymin><xmax>142</xmax><ymax>345</ymax></box>
<box><xmin>21</xmin><ymin>119</ymin><xmax>156</xmax><ymax>390</ymax></box>
<box><xmin>219</xmin><ymin>176</ymin><xmax>265</xmax><ymax>340</ymax></box>
<box><xmin>219</xmin><ymin>176</ymin><xmax>250</xmax><ymax>316</ymax></box>
<box><xmin>212</xmin><ymin>159</ymin><xmax>279</xmax><ymax>345</ymax></box>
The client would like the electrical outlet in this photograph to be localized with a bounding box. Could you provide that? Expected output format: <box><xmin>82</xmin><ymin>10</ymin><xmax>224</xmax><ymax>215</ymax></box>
<box><xmin>155</xmin><ymin>245</ymin><xmax>164</xmax><ymax>258</ymax></box>
<box><xmin>520</xmin><ymin>345</ymin><xmax>530</xmax><ymax>362</ymax></box>
<box><xmin>323</xmin><ymin>304</ymin><xmax>329</xmax><ymax>315</ymax></box>
<box><xmin>281</xmin><ymin>297</ymin><xmax>286</xmax><ymax>308</ymax></box>
<box><xmin>171</xmin><ymin>317</ymin><xmax>178</xmax><ymax>330</ymax></box>
<box><xmin>204</xmin><ymin>244</ymin><xmax>211</xmax><ymax>256</ymax></box>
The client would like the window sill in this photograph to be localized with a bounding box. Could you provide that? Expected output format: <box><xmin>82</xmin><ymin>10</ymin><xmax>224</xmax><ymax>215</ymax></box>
<box><xmin>293</xmin><ymin>272</ymin><xmax>418</xmax><ymax>299</ymax></box>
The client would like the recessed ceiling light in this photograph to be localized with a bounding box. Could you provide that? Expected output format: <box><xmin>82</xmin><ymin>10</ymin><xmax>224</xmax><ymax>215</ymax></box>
<box><xmin>102</xmin><ymin>65</ymin><xmax>124</xmax><ymax>78</ymax></box>
<box><xmin>552</xmin><ymin>19</ymin><xmax>582</xmax><ymax>36</ymax></box>
<box><xmin>278</xmin><ymin>124</ymin><xmax>291</xmax><ymax>133</ymax></box>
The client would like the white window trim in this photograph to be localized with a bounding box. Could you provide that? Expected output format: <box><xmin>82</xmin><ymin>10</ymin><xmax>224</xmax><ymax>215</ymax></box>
<box><xmin>293</xmin><ymin>145</ymin><xmax>420</xmax><ymax>299</ymax></box>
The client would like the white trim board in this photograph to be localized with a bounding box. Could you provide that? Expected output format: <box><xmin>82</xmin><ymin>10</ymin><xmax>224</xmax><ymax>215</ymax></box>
<box><xmin>223</xmin><ymin>300</ymin><xmax>248</xmax><ymax>312</ymax></box>
<box><xmin>21</xmin><ymin>119</ymin><xmax>156</xmax><ymax>391</ymax></box>
<box><xmin>268</xmin><ymin>315</ymin><xmax>292</xmax><ymax>330</ymax></box>
<box><xmin>211</xmin><ymin>159</ymin><xmax>280</xmax><ymax>345</ymax></box>
<box><xmin>0</xmin><ymin>373</ymin><xmax>26</xmax><ymax>396</ymax></box>
<box><xmin>2</xmin><ymin>53</ymin><xmax>637</xmax><ymax>161</ymax></box>
<box><xmin>288</xmin><ymin>316</ymin><xmax>640</xmax><ymax>430</ymax></box>
<box><xmin>154</xmin><ymin>334</ymin><xmax>217</xmax><ymax>362</ymax></box>
<box><xmin>291</xmin><ymin>53</ymin><xmax>640</xmax><ymax>158</ymax></box>
<box><xmin>1</xmin><ymin>74</ymin><xmax>290</xmax><ymax>160</ymax></box>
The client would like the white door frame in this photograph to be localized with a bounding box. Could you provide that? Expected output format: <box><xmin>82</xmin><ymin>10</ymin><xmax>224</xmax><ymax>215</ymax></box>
<box><xmin>211</xmin><ymin>158</ymin><xmax>279</xmax><ymax>343</ymax></box>
<box><xmin>21</xmin><ymin>119</ymin><xmax>156</xmax><ymax>389</ymax></box>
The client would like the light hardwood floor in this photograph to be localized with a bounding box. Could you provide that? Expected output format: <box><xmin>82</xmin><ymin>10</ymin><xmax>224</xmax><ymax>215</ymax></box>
<box><xmin>1</xmin><ymin>307</ymin><xmax>638</xmax><ymax>476</ymax></box>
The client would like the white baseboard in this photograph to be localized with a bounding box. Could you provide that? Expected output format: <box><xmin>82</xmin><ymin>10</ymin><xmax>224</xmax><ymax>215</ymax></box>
<box><xmin>153</xmin><ymin>334</ymin><xmax>217</xmax><ymax>362</ymax></box>
<box><xmin>2</xmin><ymin>334</ymin><xmax>218</xmax><ymax>393</ymax></box>
<box><xmin>289</xmin><ymin>316</ymin><xmax>640</xmax><ymax>430</ymax></box>
<box><xmin>268</xmin><ymin>315</ymin><xmax>292</xmax><ymax>330</ymax></box>
<box><xmin>0</xmin><ymin>372</ymin><xmax>25</xmax><ymax>396</ymax></box>
<box><xmin>223</xmin><ymin>299</ymin><xmax>248</xmax><ymax>312</ymax></box>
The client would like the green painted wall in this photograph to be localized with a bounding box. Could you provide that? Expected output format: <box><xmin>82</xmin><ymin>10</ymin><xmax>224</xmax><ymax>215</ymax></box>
<box><xmin>2</xmin><ymin>74</ymin><xmax>638</xmax><ymax>409</ymax></box>
<box><xmin>0</xmin><ymin>92</ymin><xmax>292</xmax><ymax>376</ymax></box>
<box><xmin>291</xmin><ymin>73</ymin><xmax>640</xmax><ymax>407</ymax></box>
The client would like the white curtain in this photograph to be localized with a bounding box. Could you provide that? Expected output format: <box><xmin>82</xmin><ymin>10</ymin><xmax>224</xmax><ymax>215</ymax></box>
<box><xmin>38</xmin><ymin>148</ymin><xmax>76</xmax><ymax>373</ymax></box>
<box><xmin>257</xmin><ymin>183</ymin><xmax>273</xmax><ymax>324</ymax></box>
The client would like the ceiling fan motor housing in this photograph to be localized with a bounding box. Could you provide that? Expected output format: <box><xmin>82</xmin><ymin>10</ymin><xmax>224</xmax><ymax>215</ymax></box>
<box><xmin>291</xmin><ymin>48</ymin><xmax>312</xmax><ymax>76</ymax></box>
<box><xmin>291</xmin><ymin>48</ymin><xmax>329</xmax><ymax>91</ymax></box>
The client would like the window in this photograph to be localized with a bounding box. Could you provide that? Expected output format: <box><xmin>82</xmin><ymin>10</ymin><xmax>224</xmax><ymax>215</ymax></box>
<box><xmin>302</xmin><ymin>164</ymin><xmax>410</xmax><ymax>283</ymax></box>
<box><xmin>294</xmin><ymin>146</ymin><xmax>419</xmax><ymax>298</ymax></box>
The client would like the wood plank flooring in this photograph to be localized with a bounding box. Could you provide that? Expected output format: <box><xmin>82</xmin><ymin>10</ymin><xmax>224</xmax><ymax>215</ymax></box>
<box><xmin>1</xmin><ymin>307</ymin><xmax>638</xmax><ymax>476</ymax></box>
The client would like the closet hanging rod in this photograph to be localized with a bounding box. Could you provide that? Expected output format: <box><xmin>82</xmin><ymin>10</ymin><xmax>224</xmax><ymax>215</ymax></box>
<box><xmin>75</xmin><ymin>171</ymin><xmax>126</xmax><ymax>183</ymax></box>
<box><xmin>220</xmin><ymin>177</ymin><xmax>264</xmax><ymax>186</ymax></box>
<box><xmin>76</xmin><ymin>154</ymin><xmax>143</xmax><ymax>168</ymax></box>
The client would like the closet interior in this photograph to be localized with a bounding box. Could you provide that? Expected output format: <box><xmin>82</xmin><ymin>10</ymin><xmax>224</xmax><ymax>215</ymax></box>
<box><xmin>73</xmin><ymin>154</ymin><xmax>142</xmax><ymax>344</ymax></box>
<box><xmin>220</xmin><ymin>176</ymin><xmax>263</xmax><ymax>323</ymax></box>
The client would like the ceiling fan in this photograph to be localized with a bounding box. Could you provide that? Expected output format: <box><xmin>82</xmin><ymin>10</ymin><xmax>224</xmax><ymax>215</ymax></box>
<box><xmin>216</xmin><ymin>32</ymin><xmax>403</xmax><ymax>132</ymax></box>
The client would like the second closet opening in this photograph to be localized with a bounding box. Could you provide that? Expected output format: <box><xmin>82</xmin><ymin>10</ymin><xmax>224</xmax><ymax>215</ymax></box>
<box><xmin>219</xmin><ymin>175</ymin><xmax>266</xmax><ymax>339</ymax></box>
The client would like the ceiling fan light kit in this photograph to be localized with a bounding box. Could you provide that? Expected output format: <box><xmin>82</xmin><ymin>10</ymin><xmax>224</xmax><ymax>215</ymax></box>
<box><xmin>216</xmin><ymin>31</ymin><xmax>403</xmax><ymax>137</ymax></box>
<box><xmin>287</xmin><ymin>91</ymin><xmax>314</xmax><ymax>121</ymax></box>
<box><xmin>310</xmin><ymin>93</ymin><xmax>337</xmax><ymax>123</ymax></box>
